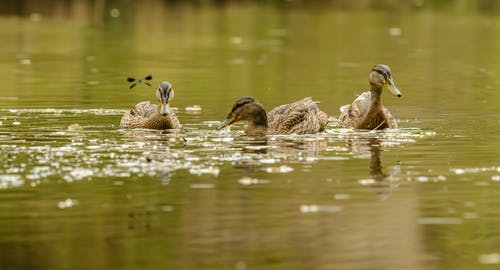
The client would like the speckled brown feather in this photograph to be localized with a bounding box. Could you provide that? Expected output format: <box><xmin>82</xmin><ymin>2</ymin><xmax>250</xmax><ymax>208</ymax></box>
<box><xmin>267</xmin><ymin>97</ymin><xmax>329</xmax><ymax>135</ymax></box>
<box><xmin>120</xmin><ymin>101</ymin><xmax>181</xmax><ymax>129</ymax></box>
<box><xmin>338</xmin><ymin>92</ymin><xmax>397</xmax><ymax>129</ymax></box>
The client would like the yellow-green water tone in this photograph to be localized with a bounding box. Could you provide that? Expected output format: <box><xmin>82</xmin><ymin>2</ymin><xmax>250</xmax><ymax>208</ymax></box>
<box><xmin>0</xmin><ymin>1</ymin><xmax>499</xmax><ymax>269</ymax></box>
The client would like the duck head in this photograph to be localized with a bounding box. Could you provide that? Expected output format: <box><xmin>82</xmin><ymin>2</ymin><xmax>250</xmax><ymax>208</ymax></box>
<box><xmin>369</xmin><ymin>64</ymin><xmax>402</xmax><ymax>97</ymax></box>
<box><xmin>156</xmin><ymin>82</ymin><xmax>174</xmax><ymax>116</ymax></box>
<box><xmin>218</xmin><ymin>96</ymin><xmax>267</xmax><ymax>130</ymax></box>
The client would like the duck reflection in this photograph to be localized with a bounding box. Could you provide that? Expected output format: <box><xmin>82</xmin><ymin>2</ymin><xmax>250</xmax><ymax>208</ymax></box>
<box><xmin>231</xmin><ymin>135</ymin><xmax>329</xmax><ymax>171</ymax></box>
<box><xmin>347</xmin><ymin>136</ymin><xmax>400</xmax><ymax>199</ymax></box>
<box><xmin>368</xmin><ymin>138</ymin><xmax>385</xmax><ymax>181</ymax></box>
<box><xmin>241</xmin><ymin>136</ymin><xmax>328</xmax><ymax>159</ymax></box>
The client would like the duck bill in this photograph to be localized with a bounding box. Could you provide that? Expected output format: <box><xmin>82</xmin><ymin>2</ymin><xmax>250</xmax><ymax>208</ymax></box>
<box><xmin>385</xmin><ymin>78</ymin><xmax>402</xmax><ymax>97</ymax></box>
<box><xmin>218</xmin><ymin>114</ymin><xmax>237</xmax><ymax>130</ymax></box>
<box><xmin>160</xmin><ymin>101</ymin><xmax>170</xmax><ymax>116</ymax></box>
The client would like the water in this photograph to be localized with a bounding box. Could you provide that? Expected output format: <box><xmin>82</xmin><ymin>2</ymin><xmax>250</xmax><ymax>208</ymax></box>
<box><xmin>1</xmin><ymin>2</ymin><xmax>500</xmax><ymax>269</ymax></box>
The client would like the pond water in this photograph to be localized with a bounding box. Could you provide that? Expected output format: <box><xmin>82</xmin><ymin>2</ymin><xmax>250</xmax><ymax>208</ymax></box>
<box><xmin>1</xmin><ymin>1</ymin><xmax>499</xmax><ymax>270</ymax></box>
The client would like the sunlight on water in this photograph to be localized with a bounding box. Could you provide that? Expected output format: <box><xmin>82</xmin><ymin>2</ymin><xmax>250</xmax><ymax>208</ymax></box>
<box><xmin>417</xmin><ymin>217</ymin><xmax>464</xmax><ymax>225</ymax></box>
<box><xmin>57</xmin><ymin>198</ymin><xmax>78</xmax><ymax>209</ymax></box>
<box><xmin>300</xmin><ymin>204</ymin><xmax>344</xmax><ymax>214</ymax></box>
<box><xmin>237</xmin><ymin>177</ymin><xmax>270</xmax><ymax>185</ymax></box>
<box><xmin>478</xmin><ymin>253</ymin><xmax>500</xmax><ymax>265</ymax></box>
<box><xmin>0</xmin><ymin>108</ymin><xmax>439</xmax><ymax>190</ymax></box>
<box><xmin>0</xmin><ymin>174</ymin><xmax>24</xmax><ymax>189</ymax></box>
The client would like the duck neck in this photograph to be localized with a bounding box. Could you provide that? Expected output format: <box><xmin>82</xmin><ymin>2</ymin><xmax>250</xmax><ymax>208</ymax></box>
<box><xmin>245</xmin><ymin>104</ymin><xmax>268</xmax><ymax>135</ymax></box>
<box><xmin>355</xmin><ymin>85</ymin><xmax>388</xmax><ymax>130</ymax></box>
<box><xmin>370</xmin><ymin>84</ymin><xmax>383</xmax><ymax>107</ymax></box>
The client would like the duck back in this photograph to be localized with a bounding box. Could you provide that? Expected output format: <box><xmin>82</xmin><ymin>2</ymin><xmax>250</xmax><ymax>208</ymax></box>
<box><xmin>120</xmin><ymin>101</ymin><xmax>180</xmax><ymax>129</ymax></box>
<box><xmin>267</xmin><ymin>97</ymin><xmax>329</xmax><ymax>135</ymax></box>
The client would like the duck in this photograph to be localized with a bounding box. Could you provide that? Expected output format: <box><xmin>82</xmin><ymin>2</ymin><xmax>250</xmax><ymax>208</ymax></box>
<box><xmin>120</xmin><ymin>81</ymin><xmax>181</xmax><ymax>129</ymax></box>
<box><xmin>337</xmin><ymin>64</ymin><xmax>402</xmax><ymax>129</ymax></box>
<box><xmin>218</xmin><ymin>96</ymin><xmax>329</xmax><ymax>135</ymax></box>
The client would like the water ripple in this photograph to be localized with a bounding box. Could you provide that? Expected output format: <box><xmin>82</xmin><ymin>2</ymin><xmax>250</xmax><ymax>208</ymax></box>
<box><xmin>0</xmin><ymin>108</ymin><xmax>434</xmax><ymax>189</ymax></box>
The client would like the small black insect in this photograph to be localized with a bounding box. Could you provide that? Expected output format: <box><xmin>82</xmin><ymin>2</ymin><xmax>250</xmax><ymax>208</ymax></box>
<box><xmin>127</xmin><ymin>75</ymin><xmax>153</xmax><ymax>89</ymax></box>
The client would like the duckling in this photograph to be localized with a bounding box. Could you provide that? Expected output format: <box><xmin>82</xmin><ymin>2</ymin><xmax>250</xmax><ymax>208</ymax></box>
<box><xmin>120</xmin><ymin>81</ymin><xmax>181</xmax><ymax>129</ymax></box>
<box><xmin>218</xmin><ymin>96</ymin><xmax>329</xmax><ymax>135</ymax></box>
<box><xmin>338</xmin><ymin>64</ymin><xmax>402</xmax><ymax>129</ymax></box>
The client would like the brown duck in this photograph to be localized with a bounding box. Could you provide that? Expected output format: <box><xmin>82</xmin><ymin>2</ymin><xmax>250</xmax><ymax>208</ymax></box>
<box><xmin>120</xmin><ymin>81</ymin><xmax>181</xmax><ymax>129</ymax></box>
<box><xmin>218</xmin><ymin>96</ymin><xmax>329</xmax><ymax>135</ymax></box>
<box><xmin>338</xmin><ymin>64</ymin><xmax>402</xmax><ymax>129</ymax></box>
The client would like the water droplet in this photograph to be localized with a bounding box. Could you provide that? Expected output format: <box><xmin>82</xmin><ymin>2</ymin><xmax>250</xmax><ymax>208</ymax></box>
<box><xmin>190</xmin><ymin>183</ymin><xmax>216</xmax><ymax>189</ymax></box>
<box><xmin>189</xmin><ymin>166</ymin><xmax>220</xmax><ymax>176</ymax></box>
<box><xmin>416</xmin><ymin>176</ymin><xmax>429</xmax><ymax>182</ymax></box>
<box><xmin>478</xmin><ymin>253</ymin><xmax>500</xmax><ymax>264</ymax></box>
<box><xmin>437</xmin><ymin>175</ymin><xmax>447</xmax><ymax>181</ymax></box>
<box><xmin>463</xmin><ymin>212</ymin><xmax>478</xmax><ymax>219</ymax></box>
<box><xmin>265</xmin><ymin>165</ymin><xmax>294</xmax><ymax>173</ymax></box>
<box><xmin>417</xmin><ymin>217</ymin><xmax>463</xmax><ymax>225</ymax></box>
<box><xmin>67</xmin><ymin>123</ymin><xmax>83</xmax><ymax>131</ymax></box>
<box><xmin>388</xmin><ymin>27</ymin><xmax>402</xmax><ymax>37</ymax></box>
<box><xmin>300</xmin><ymin>204</ymin><xmax>343</xmax><ymax>214</ymax></box>
<box><xmin>29</xmin><ymin>13</ymin><xmax>42</xmax><ymax>22</ymax></box>
<box><xmin>212</xmin><ymin>137</ymin><xmax>234</xmax><ymax>143</ymax></box>
<box><xmin>358</xmin><ymin>179</ymin><xmax>375</xmax><ymax>185</ymax></box>
<box><xmin>110</xmin><ymin>8</ymin><xmax>120</xmax><ymax>18</ymax></box>
<box><xmin>300</xmin><ymin>205</ymin><xmax>319</xmax><ymax>213</ymax></box>
<box><xmin>334</xmin><ymin>194</ymin><xmax>351</xmax><ymax>200</ymax></box>
<box><xmin>451</xmin><ymin>166</ymin><xmax>498</xmax><ymax>175</ymax></box>
<box><xmin>161</xmin><ymin>205</ymin><xmax>174</xmax><ymax>212</ymax></box>
<box><xmin>57</xmin><ymin>198</ymin><xmax>78</xmax><ymax>209</ymax></box>
<box><xmin>185</xmin><ymin>105</ymin><xmax>202</xmax><ymax>112</ymax></box>
<box><xmin>475</xmin><ymin>181</ymin><xmax>490</xmax><ymax>186</ymax></box>
<box><xmin>259</xmin><ymin>158</ymin><xmax>277</xmax><ymax>164</ymax></box>
<box><xmin>230</xmin><ymin>36</ymin><xmax>243</xmax><ymax>45</ymax></box>
<box><xmin>19</xmin><ymin>59</ymin><xmax>31</xmax><ymax>65</ymax></box>
<box><xmin>0</xmin><ymin>175</ymin><xmax>24</xmax><ymax>189</ymax></box>
<box><xmin>65</xmin><ymin>168</ymin><xmax>95</xmax><ymax>182</ymax></box>
<box><xmin>464</xmin><ymin>201</ymin><xmax>476</xmax><ymax>207</ymax></box>
<box><xmin>238</xmin><ymin>177</ymin><xmax>269</xmax><ymax>185</ymax></box>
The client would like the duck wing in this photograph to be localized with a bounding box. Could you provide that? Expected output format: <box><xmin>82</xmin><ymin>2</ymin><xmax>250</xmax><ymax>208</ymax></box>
<box><xmin>268</xmin><ymin>97</ymin><xmax>329</xmax><ymax>135</ymax></box>
<box><xmin>382</xmin><ymin>106</ymin><xmax>398</xmax><ymax>128</ymax></box>
<box><xmin>120</xmin><ymin>101</ymin><xmax>157</xmax><ymax>128</ymax></box>
<box><xmin>338</xmin><ymin>91</ymin><xmax>371</xmax><ymax>128</ymax></box>
<box><xmin>168</xmin><ymin>112</ymin><xmax>182</xmax><ymax>129</ymax></box>
<box><xmin>267</xmin><ymin>97</ymin><xmax>306</xmax><ymax>124</ymax></box>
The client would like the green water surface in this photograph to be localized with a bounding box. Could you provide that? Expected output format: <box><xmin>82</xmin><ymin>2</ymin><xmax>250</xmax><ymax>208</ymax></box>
<box><xmin>0</xmin><ymin>1</ymin><xmax>499</xmax><ymax>270</ymax></box>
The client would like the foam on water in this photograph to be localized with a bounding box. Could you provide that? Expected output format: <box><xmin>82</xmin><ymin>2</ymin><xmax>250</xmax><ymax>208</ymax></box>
<box><xmin>0</xmin><ymin>108</ymin><xmax>436</xmax><ymax>189</ymax></box>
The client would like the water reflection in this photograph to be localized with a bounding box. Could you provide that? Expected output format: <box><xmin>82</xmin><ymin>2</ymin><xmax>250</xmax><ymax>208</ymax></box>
<box><xmin>345</xmin><ymin>135</ymin><xmax>401</xmax><ymax>199</ymax></box>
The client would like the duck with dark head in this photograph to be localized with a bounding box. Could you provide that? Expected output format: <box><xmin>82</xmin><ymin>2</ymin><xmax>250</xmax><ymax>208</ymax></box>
<box><xmin>120</xmin><ymin>81</ymin><xmax>181</xmax><ymax>130</ymax></box>
<box><xmin>338</xmin><ymin>64</ymin><xmax>402</xmax><ymax>130</ymax></box>
<box><xmin>218</xmin><ymin>96</ymin><xmax>329</xmax><ymax>136</ymax></box>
